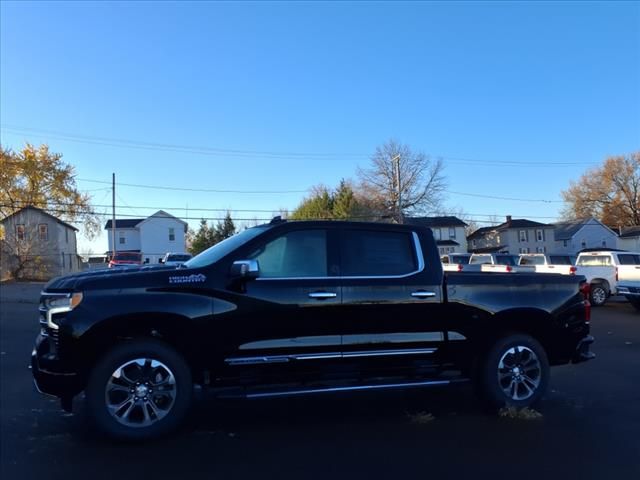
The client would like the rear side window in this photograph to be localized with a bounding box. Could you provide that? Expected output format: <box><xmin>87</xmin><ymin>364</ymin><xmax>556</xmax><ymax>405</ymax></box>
<box><xmin>341</xmin><ymin>230</ymin><xmax>417</xmax><ymax>276</ymax></box>
<box><xmin>617</xmin><ymin>254</ymin><xmax>640</xmax><ymax>265</ymax></box>
<box><xmin>577</xmin><ymin>255</ymin><xmax>612</xmax><ymax>266</ymax></box>
<box><xmin>249</xmin><ymin>229</ymin><xmax>327</xmax><ymax>278</ymax></box>
<box><xmin>549</xmin><ymin>255</ymin><xmax>573</xmax><ymax>265</ymax></box>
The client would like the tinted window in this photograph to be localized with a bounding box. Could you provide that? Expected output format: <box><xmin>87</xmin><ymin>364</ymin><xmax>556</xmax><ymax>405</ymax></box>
<box><xmin>577</xmin><ymin>255</ymin><xmax>612</xmax><ymax>266</ymax></box>
<box><xmin>519</xmin><ymin>255</ymin><xmax>544</xmax><ymax>265</ymax></box>
<box><xmin>549</xmin><ymin>255</ymin><xmax>573</xmax><ymax>265</ymax></box>
<box><xmin>496</xmin><ymin>255</ymin><xmax>517</xmax><ymax>266</ymax></box>
<box><xmin>185</xmin><ymin>226</ymin><xmax>268</xmax><ymax>268</ymax></box>
<box><xmin>450</xmin><ymin>255</ymin><xmax>470</xmax><ymax>264</ymax></box>
<box><xmin>167</xmin><ymin>254</ymin><xmax>192</xmax><ymax>262</ymax></box>
<box><xmin>617</xmin><ymin>254</ymin><xmax>640</xmax><ymax>265</ymax></box>
<box><xmin>341</xmin><ymin>230</ymin><xmax>417</xmax><ymax>276</ymax></box>
<box><xmin>250</xmin><ymin>229</ymin><xmax>327</xmax><ymax>278</ymax></box>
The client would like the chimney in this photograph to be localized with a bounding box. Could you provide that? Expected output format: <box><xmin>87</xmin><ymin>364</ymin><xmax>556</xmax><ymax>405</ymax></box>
<box><xmin>506</xmin><ymin>215</ymin><xmax>512</xmax><ymax>223</ymax></box>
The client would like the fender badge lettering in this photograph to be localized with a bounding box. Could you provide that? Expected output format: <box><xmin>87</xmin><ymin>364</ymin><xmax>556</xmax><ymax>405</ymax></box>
<box><xmin>169</xmin><ymin>274</ymin><xmax>207</xmax><ymax>284</ymax></box>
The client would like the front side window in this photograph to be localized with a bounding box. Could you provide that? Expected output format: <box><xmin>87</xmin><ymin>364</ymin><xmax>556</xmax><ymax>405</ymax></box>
<box><xmin>169</xmin><ymin>227</ymin><xmax>175</xmax><ymax>242</ymax></box>
<box><xmin>250</xmin><ymin>229</ymin><xmax>327</xmax><ymax>278</ymax></box>
<box><xmin>16</xmin><ymin>224</ymin><xmax>25</xmax><ymax>241</ymax></box>
<box><xmin>341</xmin><ymin>230</ymin><xmax>417</xmax><ymax>276</ymax></box>
<box><xmin>38</xmin><ymin>224</ymin><xmax>48</xmax><ymax>241</ymax></box>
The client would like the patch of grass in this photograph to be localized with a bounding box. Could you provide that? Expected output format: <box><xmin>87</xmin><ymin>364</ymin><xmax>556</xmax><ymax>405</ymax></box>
<box><xmin>407</xmin><ymin>411</ymin><xmax>435</xmax><ymax>424</ymax></box>
<box><xmin>498</xmin><ymin>406</ymin><xmax>543</xmax><ymax>420</ymax></box>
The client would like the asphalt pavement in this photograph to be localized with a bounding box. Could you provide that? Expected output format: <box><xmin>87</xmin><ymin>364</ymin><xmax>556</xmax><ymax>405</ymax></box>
<box><xmin>1</xmin><ymin>284</ymin><xmax>639</xmax><ymax>480</ymax></box>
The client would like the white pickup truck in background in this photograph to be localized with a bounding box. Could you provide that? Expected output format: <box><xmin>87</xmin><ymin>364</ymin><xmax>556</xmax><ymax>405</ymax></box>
<box><xmin>467</xmin><ymin>253</ymin><xmax>535</xmax><ymax>273</ymax></box>
<box><xmin>575</xmin><ymin>251</ymin><xmax>640</xmax><ymax>306</ymax></box>
<box><xmin>518</xmin><ymin>254</ymin><xmax>577</xmax><ymax>275</ymax></box>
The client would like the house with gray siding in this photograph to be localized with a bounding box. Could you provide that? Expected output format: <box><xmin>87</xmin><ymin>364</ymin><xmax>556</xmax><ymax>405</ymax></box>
<box><xmin>614</xmin><ymin>225</ymin><xmax>640</xmax><ymax>252</ymax></box>
<box><xmin>405</xmin><ymin>216</ymin><xmax>468</xmax><ymax>255</ymax></box>
<box><xmin>552</xmin><ymin>218</ymin><xmax>618</xmax><ymax>255</ymax></box>
<box><xmin>1</xmin><ymin>205</ymin><xmax>81</xmax><ymax>280</ymax></box>
<box><xmin>467</xmin><ymin>216</ymin><xmax>556</xmax><ymax>254</ymax></box>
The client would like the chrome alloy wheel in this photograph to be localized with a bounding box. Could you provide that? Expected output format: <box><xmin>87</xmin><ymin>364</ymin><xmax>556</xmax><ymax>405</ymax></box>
<box><xmin>105</xmin><ymin>358</ymin><xmax>177</xmax><ymax>428</ymax></box>
<box><xmin>497</xmin><ymin>346</ymin><xmax>542</xmax><ymax>401</ymax></box>
<box><xmin>591</xmin><ymin>287</ymin><xmax>607</xmax><ymax>306</ymax></box>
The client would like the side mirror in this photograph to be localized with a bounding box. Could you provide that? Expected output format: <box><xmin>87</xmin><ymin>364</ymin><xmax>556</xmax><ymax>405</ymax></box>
<box><xmin>159</xmin><ymin>259</ymin><xmax>165</xmax><ymax>264</ymax></box>
<box><xmin>230</xmin><ymin>259</ymin><xmax>260</xmax><ymax>280</ymax></box>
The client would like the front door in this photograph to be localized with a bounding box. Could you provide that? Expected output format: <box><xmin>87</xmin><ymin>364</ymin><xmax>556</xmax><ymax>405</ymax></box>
<box><xmin>221</xmin><ymin>227</ymin><xmax>343</xmax><ymax>383</ymax></box>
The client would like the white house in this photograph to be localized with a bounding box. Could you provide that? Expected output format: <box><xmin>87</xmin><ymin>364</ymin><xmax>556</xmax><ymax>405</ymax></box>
<box><xmin>617</xmin><ymin>226</ymin><xmax>640</xmax><ymax>252</ymax></box>
<box><xmin>1</xmin><ymin>205</ymin><xmax>81</xmax><ymax>280</ymax></box>
<box><xmin>105</xmin><ymin>210</ymin><xmax>188</xmax><ymax>264</ymax></box>
<box><xmin>406</xmin><ymin>216</ymin><xmax>468</xmax><ymax>255</ymax></box>
<box><xmin>552</xmin><ymin>218</ymin><xmax>619</xmax><ymax>255</ymax></box>
<box><xmin>467</xmin><ymin>216</ymin><xmax>556</xmax><ymax>255</ymax></box>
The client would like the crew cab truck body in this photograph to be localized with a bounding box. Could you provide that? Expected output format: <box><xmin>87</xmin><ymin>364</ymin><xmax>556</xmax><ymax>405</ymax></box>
<box><xmin>32</xmin><ymin>220</ymin><xmax>594</xmax><ymax>440</ymax></box>
<box><xmin>574</xmin><ymin>251</ymin><xmax>640</xmax><ymax>306</ymax></box>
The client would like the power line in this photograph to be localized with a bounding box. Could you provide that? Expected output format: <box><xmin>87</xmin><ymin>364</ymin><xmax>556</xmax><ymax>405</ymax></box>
<box><xmin>447</xmin><ymin>190</ymin><xmax>564</xmax><ymax>203</ymax></box>
<box><xmin>2</xmin><ymin>124</ymin><xmax>594</xmax><ymax>166</ymax></box>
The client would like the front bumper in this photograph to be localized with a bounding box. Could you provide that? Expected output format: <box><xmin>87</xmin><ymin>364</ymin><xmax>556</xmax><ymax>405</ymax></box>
<box><xmin>31</xmin><ymin>333</ymin><xmax>83</xmax><ymax>399</ymax></box>
<box><xmin>572</xmin><ymin>335</ymin><xmax>596</xmax><ymax>363</ymax></box>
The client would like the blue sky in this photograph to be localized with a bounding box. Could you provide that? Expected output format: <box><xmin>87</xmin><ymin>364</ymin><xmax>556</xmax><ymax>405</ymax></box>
<box><xmin>1</xmin><ymin>1</ymin><xmax>639</xmax><ymax>253</ymax></box>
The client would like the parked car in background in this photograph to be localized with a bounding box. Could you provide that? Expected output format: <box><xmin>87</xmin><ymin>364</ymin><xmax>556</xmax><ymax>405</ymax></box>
<box><xmin>616</xmin><ymin>281</ymin><xmax>640</xmax><ymax>311</ymax></box>
<box><xmin>160</xmin><ymin>252</ymin><xmax>193</xmax><ymax>267</ymax></box>
<box><xmin>468</xmin><ymin>253</ymin><xmax>534</xmax><ymax>273</ymax></box>
<box><xmin>108</xmin><ymin>252</ymin><xmax>143</xmax><ymax>268</ymax></box>
<box><xmin>441</xmin><ymin>253</ymin><xmax>472</xmax><ymax>272</ymax></box>
<box><xmin>518</xmin><ymin>254</ymin><xmax>577</xmax><ymax>275</ymax></box>
<box><xmin>574</xmin><ymin>251</ymin><xmax>640</xmax><ymax>306</ymax></box>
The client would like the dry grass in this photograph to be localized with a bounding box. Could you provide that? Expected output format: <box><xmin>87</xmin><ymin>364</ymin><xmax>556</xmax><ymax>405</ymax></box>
<box><xmin>407</xmin><ymin>411</ymin><xmax>435</xmax><ymax>424</ymax></box>
<box><xmin>498</xmin><ymin>406</ymin><xmax>543</xmax><ymax>420</ymax></box>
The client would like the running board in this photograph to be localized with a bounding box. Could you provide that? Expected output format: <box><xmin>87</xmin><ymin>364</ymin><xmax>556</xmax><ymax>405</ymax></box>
<box><xmin>219</xmin><ymin>378</ymin><xmax>469</xmax><ymax>399</ymax></box>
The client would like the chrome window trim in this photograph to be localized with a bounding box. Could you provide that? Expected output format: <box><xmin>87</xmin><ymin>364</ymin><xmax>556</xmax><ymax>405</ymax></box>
<box><xmin>342</xmin><ymin>348</ymin><xmax>436</xmax><ymax>358</ymax></box>
<box><xmin>255</xmin><ymin>232</ymin><xmax>427</xmax><ymax>281</ymax></box>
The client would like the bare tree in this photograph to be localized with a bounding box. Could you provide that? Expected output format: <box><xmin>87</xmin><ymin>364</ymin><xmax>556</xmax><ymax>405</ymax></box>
<box><xmin>357</xmin><ymin>139</ymin><xmax>446</xmax><ymax>222</ymax></box>
<box><xmin>1</xmin><ymin>224</ymin><xmax>56</xmax><ymax>280</ymax></box>
<box><xmin>562</xmin><ymin>152</ymin><xmax>640</xmax><ymax>226</ymax></box>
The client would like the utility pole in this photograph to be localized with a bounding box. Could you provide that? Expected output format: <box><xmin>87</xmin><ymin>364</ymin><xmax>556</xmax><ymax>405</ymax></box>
<box><xmin>112</xmin><ymin>173</ymin><xmax>116</xmax><ymax>260</ymax></box>
<box><xmin>393</xmin><ymin>154</ymin><xmax>403</xmax><ymax>224</ymax></box>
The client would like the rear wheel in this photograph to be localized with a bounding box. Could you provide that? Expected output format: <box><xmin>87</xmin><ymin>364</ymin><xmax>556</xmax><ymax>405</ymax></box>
<box><xmin>590</xmin><ymin>284</ymin><xmax>608</xmax><ymax>307</ymax></box>
<box><xmin>477</xmin><ymin>334</ymin><xmax>549</xmax><ymax>409</ymax></box>
<box><xmin>85</xmin><ymin>338</ymin><xmax>193</xmax><ymax>440</ymax></box>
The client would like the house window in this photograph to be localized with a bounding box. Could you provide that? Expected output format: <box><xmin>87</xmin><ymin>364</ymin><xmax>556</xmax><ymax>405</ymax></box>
<box><xmin>169</xmin><ymin>227</ymin><xmax>175</xmax><ymax>242</ymax></box>
<box><xmin>536</xmin><ymin>246</ymin><xmax>546</xmax><ymax>253</ymax></box>
<box><xmin>581</xmin><ymin>239</ymin><xmax>586</xmax><ymax>248</ymax></box>
<box><xmin>38</xmin><ymin>224</ymin><xmax>48</xmax><ymax>241</ymax></box>
<box><xmin>472</xmin><ymin>239</ymin><xmax>476</xmax><ymax>248</ymax></box>
<box><xmin>602</xmin><ymin>238</ymin><xmax>607</xmax><ymax>247</ymax></box>
<box><xmin>16</xmin><ymin>224</ymin><xmax>26</xmax><ymax>241</ymax></box>
<box><xmin>536</xmin><ymin>229</ymin><xmax>544</xmax><ymax>242</ymax></box>
<box><xmin>519</xmin><ymin>230</ymin><xmax>527</xmax><ymax>242</ymax></box>
<box><xmin>563</xmin><ymin>240</ymin><xmax>568</xmax><ymax>247</ymax></box>
<box><xmin>65</xmin><ymin>229</ymin><xmax>69</xmax><ymax>243</ymax></box>
<box><xmin>449</xmin><ymin>227</ymin><xmax>456</xmax><ymax>239</ymax></box>
<box><xmin>119</xmin><ymin>231</ymin><xmax>126</xmax><ymax>245</ymax></box>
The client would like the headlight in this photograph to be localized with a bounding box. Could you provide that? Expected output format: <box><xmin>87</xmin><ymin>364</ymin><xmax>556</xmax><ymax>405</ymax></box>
<box><xmin>43</xmin><ymin>292</ymin><xmax>83</xmax><ymax>310</ymax></box>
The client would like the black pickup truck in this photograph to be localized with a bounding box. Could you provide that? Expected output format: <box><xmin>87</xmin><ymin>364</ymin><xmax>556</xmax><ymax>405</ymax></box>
<box><xmin>32</xmin><ymin>218</ymin><xmax>594</xmax><ymax>439</ymax></box>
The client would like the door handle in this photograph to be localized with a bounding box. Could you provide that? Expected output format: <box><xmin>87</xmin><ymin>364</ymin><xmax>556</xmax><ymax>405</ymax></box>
<box><xmin>308</xmin><ymin>292</ymin><xmax>338</xmax><ymax>299</ymax></box>
<box><xmin>411</xmin><ymin>291</ymin><xmax>436</xmax><ymax>298</ymax></box>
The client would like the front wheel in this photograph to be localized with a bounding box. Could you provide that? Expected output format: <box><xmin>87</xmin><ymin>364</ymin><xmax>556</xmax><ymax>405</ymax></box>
<box><xmin>85</xmin><ymin>338</ymin><xmax>193</xmax><ymax>440</ymax></box>
<box><xmin>477</xmin><ymin>334</ymin><xmax>550</xmax><ymax>409</ymax></box>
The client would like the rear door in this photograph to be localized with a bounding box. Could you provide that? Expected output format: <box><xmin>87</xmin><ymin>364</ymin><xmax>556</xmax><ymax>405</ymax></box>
<box><xmin>339</xmin><ymin>226</ymin><xmax>446</xmax><ymax>377</ymax></box>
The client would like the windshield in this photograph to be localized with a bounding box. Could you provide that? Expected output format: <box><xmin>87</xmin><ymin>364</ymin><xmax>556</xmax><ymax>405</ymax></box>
<box><xmin>519</xmin><ymin>255</ymin><xmax>545</xmax><ymax>266</ymax></box>
<box><xmin>183</xmin><ymin>226</ymin><xmax>269</xmax><ymax>269</ymax></box>
<box><xmin>469</xmin><ymin>254</ymin><xmax>492</xmax><ymax>265</ymax></box>
<box><xmin>577</xmin><ymin>255</ymin><xmax>612</xmax><ymax>266</ymax></box>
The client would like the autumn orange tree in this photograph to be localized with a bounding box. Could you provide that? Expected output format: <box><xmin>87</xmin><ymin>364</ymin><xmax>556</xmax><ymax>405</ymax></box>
<box><xmin>562</xmin><ymin>152</ymin><xmax>640</xmax><ymax>226</ymax></box>
<box><xmin>0</xmin><ymin>143</ymin><xmax>100</xmax><ymax>238</ymax></box>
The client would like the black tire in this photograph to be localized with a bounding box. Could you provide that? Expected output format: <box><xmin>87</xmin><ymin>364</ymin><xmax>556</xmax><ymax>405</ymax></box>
<box><xmin>85</xmin><ymin>338</ymin><xmax>193</xmax><ymax>441</ymax></box>
<box><xmin>476</xmin><ymin>334</ymin><xmax>550</xmax><ymax>409</ymax></box>
<box><xmin>589</xmin><ymin>284</ymin><xmax>608</xmax><ymax>307</ymax></box>
<box><xmin>627</xmin><ymin>297</ymin><xmax>640</xmax><ymax>312</ymax></box>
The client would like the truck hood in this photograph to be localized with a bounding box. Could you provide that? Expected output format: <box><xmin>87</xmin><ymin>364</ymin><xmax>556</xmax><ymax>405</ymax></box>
<box><xmin>43</xmin><ymin>264</ymin><xmax>205</xmax><ymax>291</ymax></box>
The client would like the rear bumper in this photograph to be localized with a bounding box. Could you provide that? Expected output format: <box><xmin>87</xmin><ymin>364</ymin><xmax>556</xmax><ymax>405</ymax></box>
<box><xmin>572</xmin><ymin>335</ymin><xmax>596</xmax><ymax>363</ymax></box>
<box><xmin>616</xmin><ymin>286</ymin><xmax>640</xmax><ymax>298</ymax></box>
<box><xmin>31</xmin><ymin>334</ymin><xmax>83</xmax><ymax>399</ymax></box>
